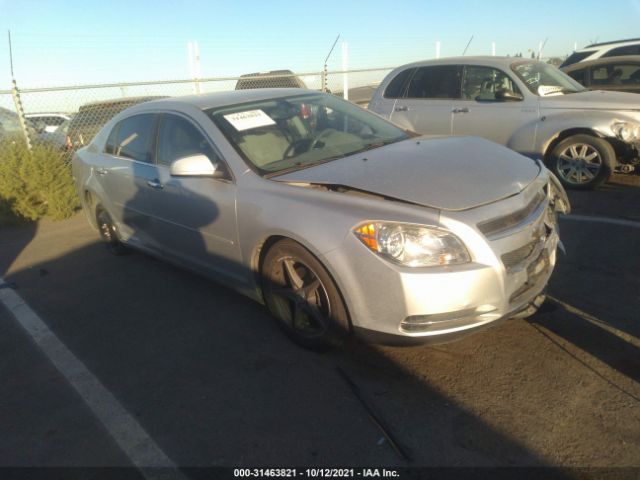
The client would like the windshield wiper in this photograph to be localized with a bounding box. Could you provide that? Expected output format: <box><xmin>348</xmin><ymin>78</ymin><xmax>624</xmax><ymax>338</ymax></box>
<box><xmin>264</xmin><ymin>155</ymin><xmax>346</xmax><ymax>179</ymax></box>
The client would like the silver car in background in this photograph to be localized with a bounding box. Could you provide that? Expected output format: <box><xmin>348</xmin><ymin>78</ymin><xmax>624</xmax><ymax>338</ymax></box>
<box><xmin>368</xmin><ymin>56</ymin><xmax>640</xmax><ymax>189</ymax></box>
<box><xmin>72</xmin><ymin>89</ymin><xmax>569</xmax><ymax>348</ymax></box>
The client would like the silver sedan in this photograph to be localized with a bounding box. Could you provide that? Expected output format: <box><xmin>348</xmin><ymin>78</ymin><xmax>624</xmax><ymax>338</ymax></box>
<box><xmin>72</xmin><ymin>89</ymin><xmax>569</xmax><ymax>348</ymax></box>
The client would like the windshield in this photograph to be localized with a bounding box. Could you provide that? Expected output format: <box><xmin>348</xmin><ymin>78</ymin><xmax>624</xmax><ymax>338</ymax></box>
<box><xmin>512</xmin><ymin>61</ymin><xmax>586</xmax><ymax>96</ymax></box>
<box><xmin>208</xmin><ymin>93</ymin><xmax>408</xmax><ymax>176</ymax></box>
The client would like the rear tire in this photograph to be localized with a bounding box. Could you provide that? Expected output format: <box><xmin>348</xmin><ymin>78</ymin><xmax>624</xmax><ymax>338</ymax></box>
<box><xmin>548</xmin><ymin>134</ymin><xmax>614</xmax><ymax>190</ymax></box>
<box><xmin>261</xmin><ymin>239</ymin><xmax>350</xmax><ymax>350</ymax></box>
<box><xmin>96</xmin><ymin>206</ymin><xmax>128</xmax><ymax>255</ymax></box>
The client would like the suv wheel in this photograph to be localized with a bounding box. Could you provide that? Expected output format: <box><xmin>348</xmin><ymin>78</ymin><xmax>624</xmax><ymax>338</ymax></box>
<box><xmin>549</xmin><ymin>134</ymin><xmax>614</xmax><ymax>190</ymax></box>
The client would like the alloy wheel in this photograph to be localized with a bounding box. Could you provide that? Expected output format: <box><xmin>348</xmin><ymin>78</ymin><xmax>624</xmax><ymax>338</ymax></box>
<box><xmin>556</xmin><ymin>143</ymin><xmax>602</xmax><ymax>185</ymax></box>
<box><xmin>268</xmin><ymin>256</ymin><xmax>332</xmax><ymax>339</ymax></box>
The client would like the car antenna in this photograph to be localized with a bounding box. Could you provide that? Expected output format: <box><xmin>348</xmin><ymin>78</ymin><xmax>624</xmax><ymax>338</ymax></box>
<box><xmin>322</xmin><ymin>34</ymin><xmax>340</xmax><ymax>92</ymax></box>
<box><xmin>462</xmin><ymin>35</ymin><xmax>474</xmax><ymax>55</ymax></box>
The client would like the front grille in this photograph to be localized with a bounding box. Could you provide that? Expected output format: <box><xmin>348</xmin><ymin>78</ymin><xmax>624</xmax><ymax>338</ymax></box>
<box><xmin>501</xmin><ymin>220</ymin><xmax>547</xmax><ymax>272</ymax></box>
<box><xmin>501</xmin><ymin>240</ymin><xmax>538</xmax><ymax>270</ymax></box>
<box><xmin>478</xmin><ymin>190</ymin><xmax>546</xmax><ymax>237</ymax></box>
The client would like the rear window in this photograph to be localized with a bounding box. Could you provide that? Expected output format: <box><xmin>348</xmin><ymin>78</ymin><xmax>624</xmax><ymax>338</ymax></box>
<box><xmin>602</xmin><ymin>45</ymin><xmax>640</xmax><ymax>57</ymax></box>
<box><xmin>108</xmin><ymin>114</ymin><xmax>157</xmax><ymax>163</ymax></box>
<box><xmin>384</xmin><ymin>68</ymin><xmax>415</xmax><ymax>99</ymax></box>
<box><xmin>406</xmin><ymin>65</ymin><xmax>462</xmax><ymax>99</ymax></box>
<box><xmin>560</xmin><ymin>50</ymin><xmax>595</xmax><ymax>68</ymax></box>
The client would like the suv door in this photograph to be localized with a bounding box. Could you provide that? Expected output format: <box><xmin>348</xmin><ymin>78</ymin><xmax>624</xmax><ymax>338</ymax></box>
<box><xmin>150</xmin><ymin>113</ymin><xmax>244</xmax><ymax>283</ymax></box>
<box><xmin>452</xmin><ymin>65</ymin><xmax>538</xmax><ymax>153</ymax></box>
<box><xmin>390</xmin><ymin>65</ymin><xmax>462</xmax><ymax>135</ymax></box>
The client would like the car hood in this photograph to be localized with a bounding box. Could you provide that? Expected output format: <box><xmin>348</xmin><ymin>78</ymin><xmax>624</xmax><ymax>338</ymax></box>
<box><xmin>273</xmin><ymin>136</ymin><xmax>541</xmax><ymax>211</ymax></box>
<box><xmin>539</xmin><ymin>89</ymin><xmax>640</xmax><ymax>111</ymax></box>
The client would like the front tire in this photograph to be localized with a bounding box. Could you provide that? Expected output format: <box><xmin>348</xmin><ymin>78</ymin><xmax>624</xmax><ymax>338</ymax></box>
<box><xmin>261</xmin><ymin>239</ymin><xmax>350</xmax><ymax>350</ymax></box>
<box><xmin>548</xmin><ymin>134</ymin><xmax>614</xmax><ymax>190</ymax></box>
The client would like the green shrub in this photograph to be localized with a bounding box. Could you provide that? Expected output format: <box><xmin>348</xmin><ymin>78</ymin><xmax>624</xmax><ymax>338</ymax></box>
<box><xmin>0</xmin><ymin>140</ymin><xmax>79</xmax><ymax>225</ymax></box>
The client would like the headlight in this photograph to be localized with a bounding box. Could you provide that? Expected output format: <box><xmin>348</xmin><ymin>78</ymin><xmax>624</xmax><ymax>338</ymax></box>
<box><xmin>611</xmin><ymin>121</ymin><xmax>640</xmax><ymax>143</ymax></box>
<box><xmin>353</xmin><ymin>222</ymin><xmax>471</xmax><ymax>267</ymax></box>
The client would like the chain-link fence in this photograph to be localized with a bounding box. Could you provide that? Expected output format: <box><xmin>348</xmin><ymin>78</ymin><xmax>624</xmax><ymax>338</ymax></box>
<box><xmin>0</xmin><ymin>67</ymin><xmax>394</xmax><ymax>152</ymax></box>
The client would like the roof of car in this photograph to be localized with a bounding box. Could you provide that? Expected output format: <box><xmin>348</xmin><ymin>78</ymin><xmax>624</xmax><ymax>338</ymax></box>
<box><xmin>561</xmin><ymin>55</ymin><xmax>640</xmax><ymax>71</ymax></box>
<box><xmin>387</xmin><ymin>56</ymin><xmax>539</xmax><ymax>70</ymax></box>
<box><xmin>584</xmin><ymin>38</ymin><xmax>640</xmax><ymax>48</ymax></box>
<box><xmin>138</xmin><ymin>88</ymin><xmax>320</xmax><ymax>111</ymax></box>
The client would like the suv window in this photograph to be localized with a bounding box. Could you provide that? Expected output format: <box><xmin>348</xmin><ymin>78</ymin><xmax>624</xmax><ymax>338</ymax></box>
<box><xmin>384</xmin><ymin>68</ymin><xmax>415</xmax><ymax>98</ymax></box>
<box><xmin>566</xmin><ymin>68</ymin><xmax>587</xmax><ymax>84</ymax></box>
<box><xmin>603</xmin><ymin>45</ymin><xmax>640</xmax><ymax>57</ymax></box>
<box><xmin>462</xmin><ymin>66</ymin><xmax>521</xmax><ymax>100</ymax></box>
<box><xmin>157</xmin><ymin>114</ymin><xmax>218</xmax><ymax>166</ymax></box>
<box><xmin>110</xmin><ymin>114</ymin><xmax>156</xmax><ymax>163</ymax></box>
<box><xmin>406</xmin><ymin>66</ymin><xmax>462</xmax><ymax>99</ymax></box>
<box><xmin>590</xmin><ymin>63</ymin><xmax>640</xmax><ymax>85</ymax></box>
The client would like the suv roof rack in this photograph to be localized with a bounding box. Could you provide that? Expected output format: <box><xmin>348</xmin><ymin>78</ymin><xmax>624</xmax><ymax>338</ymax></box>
<box><xmin>585</xmin><ymin>38</ymin><xmax>640</xmax><ymax>48</ymax></box>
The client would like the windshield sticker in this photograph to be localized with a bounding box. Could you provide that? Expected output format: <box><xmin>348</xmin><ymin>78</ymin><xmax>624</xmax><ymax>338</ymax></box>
<box><xmin>538</xmin><ymin>85</ymin><xmax>564</xmax><ymax>97</ymax></box>
<box><xmin>223</xmin><ymin>110</ymin><xmax>276</xmax><ymax>131</ymax></box>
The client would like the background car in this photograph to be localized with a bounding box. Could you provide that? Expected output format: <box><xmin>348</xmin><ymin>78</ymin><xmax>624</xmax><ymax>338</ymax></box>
<box><xmin>560</xmin><ymin>38</ymin><xmax>640</xmax><ymax>68</ymax></box>
<box><xmin>562</xmin><ymin>56</ymin><xmax>640</xmax><ymax>94</ymax></box>
<box><xmin>34</xmin><ymin>117</ymin><xmax>72</xmax><ymax>150</ymax></box>
<box><xmin>67</xmin><ymin>96</ymin><xmax>166</xmax><ymax>149</ymax></box>
<box><xmin>25</xmin><ymin>113</ymin><xmax>70</xmax><ymax>133</ymax></box>
<box><xmin>235</xmin><ymin>70</ymin><xmax>307</xmax><ymax>90</ymax></box>
<box><xmin>73</xmin><ymin>89</ymin><xmax>568</xmax><ymax>349</ymax></box>
<box><xmin>368</xmin><ymin>56</ymin><xmax>640</xmax><ymax>189</ymax></box>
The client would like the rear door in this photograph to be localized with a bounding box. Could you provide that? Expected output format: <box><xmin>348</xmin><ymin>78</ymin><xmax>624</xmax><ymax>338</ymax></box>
<box><xmin>97</xmin><ymin>113</ymin><xmax>160</xmax><ymax>246</ymax></box>
<box><xmin>390</xmin><ymin>65</ymin><xmax>462</xmax><ymax>135</ymax></box>
<box><xmin>368</xmin><ymin>68</ymin><xmax>415</xmax><ymax>119</ymax></box>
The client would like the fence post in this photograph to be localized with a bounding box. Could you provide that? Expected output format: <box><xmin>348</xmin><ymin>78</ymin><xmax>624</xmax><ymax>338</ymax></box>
<box><xmin>11</xmin><ymin>79</ymin><xmax>32</xmax><ymax>150</ymax></box>
<box><xmin>342</xmin><ymin>42</ymin><xmax>349</xmax><ymax>100</ymax></box>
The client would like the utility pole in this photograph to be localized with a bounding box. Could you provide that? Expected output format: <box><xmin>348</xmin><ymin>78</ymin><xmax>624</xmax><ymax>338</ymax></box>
<box><xmin>8</xmin><ymin>30</ymin><xmax>32</xmax><ymax>150</ymax></box>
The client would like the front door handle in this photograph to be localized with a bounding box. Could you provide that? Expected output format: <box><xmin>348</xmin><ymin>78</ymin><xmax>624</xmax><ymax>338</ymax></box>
<box><xmin>147</xmin><ymin>179</ymin><xmax>164</xmax><ymax>190</ymax></box>
<box><xmin>95</xmin><ymin>168</ymin><xmax>108</xmax><ymax>176</ymax></box>
<box><xmin>452</xmin><ymin>107</ymin><xmax>470</xmax><ymax>114</ymax></box>
<box><xmin>394</xmin><ymin>105</ymin><xmax>409</xmax><ymax>112</ymax></box>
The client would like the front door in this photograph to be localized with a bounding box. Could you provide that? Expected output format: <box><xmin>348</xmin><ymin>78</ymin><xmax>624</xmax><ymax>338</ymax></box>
<box><xmin>149</xmin><ymin>113</ymin><xmax>244</xmax><ymax>283</ymax></box>
<box><xmin>452</xmin><ymin>65</ymin><xmax>538</xmax><ymax>155</ymax></box>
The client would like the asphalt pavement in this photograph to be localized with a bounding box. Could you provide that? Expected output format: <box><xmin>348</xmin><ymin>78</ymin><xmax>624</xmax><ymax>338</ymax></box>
<box><xmin>0</xmin><ymin>179</ymin><xmax>639</xmax><ymax>475</ymax></box>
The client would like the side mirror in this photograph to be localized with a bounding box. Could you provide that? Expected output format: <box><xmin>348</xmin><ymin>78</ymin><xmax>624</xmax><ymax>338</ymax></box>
<box><xmin>169</xmin><ymin>154</ymin><xmax>225</xmax><ymax>179</ymax></box>
<box><xmin>495</xmin><ymin>90</ymin><xmax>524</xmax><ymax>102</ymax></box>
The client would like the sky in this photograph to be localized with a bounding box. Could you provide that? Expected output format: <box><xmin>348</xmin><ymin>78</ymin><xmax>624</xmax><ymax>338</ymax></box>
<box><xmin>1</xmin><ymin>0</ymin><xmax>640</xmax><ymax>90</ymax></box>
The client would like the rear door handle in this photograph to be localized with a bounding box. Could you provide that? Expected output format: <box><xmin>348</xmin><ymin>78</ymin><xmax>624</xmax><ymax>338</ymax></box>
<box><xmin>95</xmin><ymin>168</ymin><xmax>108</xmax><ymax>176</ymax></box>
<box><xmin>452</xmin><ymin>107</ymin><xmax>470</xmax><ymax>114</ymax></box>
<box><xmin>147</xmin><ymin>179</ymin><xmax>164</xmax><ymax>190</ymax></box>
<box><xmin>394</xmin><ymin>105</ymin><xmax>409</xmax><ymax>112</ymax></box>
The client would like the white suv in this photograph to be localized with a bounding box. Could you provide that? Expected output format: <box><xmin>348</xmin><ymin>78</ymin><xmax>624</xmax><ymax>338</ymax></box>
<box><xmin>560</xmin><ymin>38</ymin><xmax>640</xmax><ymax>68</ymax></box>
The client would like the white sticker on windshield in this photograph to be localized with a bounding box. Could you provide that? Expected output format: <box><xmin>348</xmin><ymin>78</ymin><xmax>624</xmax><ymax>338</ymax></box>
<box><xmin>223</xmin><ymin>110</ymin><xmax>276</xmax><ymax>131</ymax></box>
<box><xmin>538</xmin><ymin>85</ymin><xmax>564</xmax><ymax>97</ymax></box>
